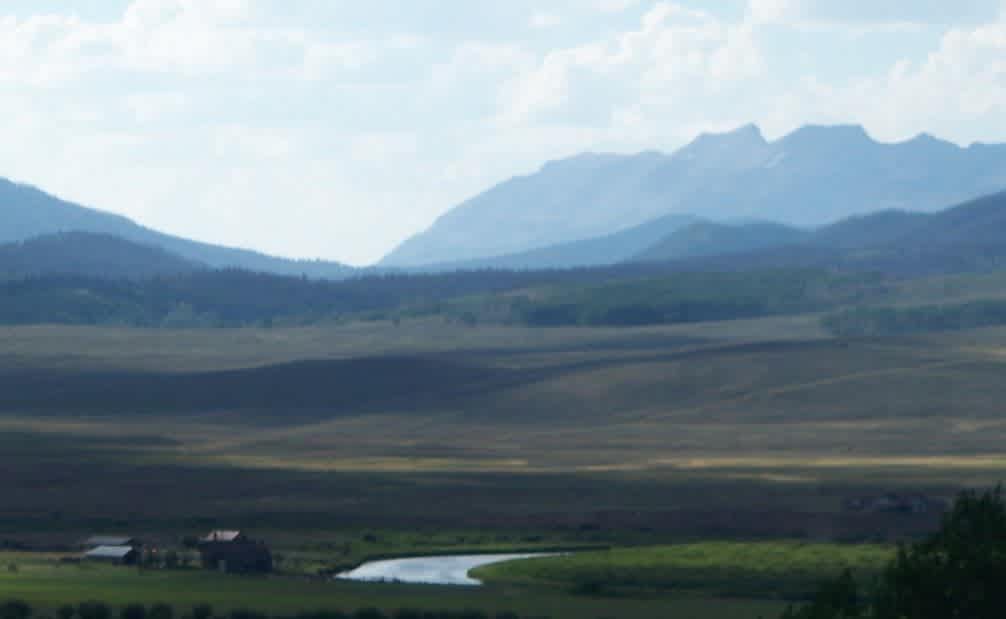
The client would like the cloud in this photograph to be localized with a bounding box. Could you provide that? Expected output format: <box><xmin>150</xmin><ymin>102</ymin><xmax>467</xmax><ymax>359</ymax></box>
<box><xmin>594</xmin><ymin>0</ymin><xmax>641</xmax><ymax>13</ymax></box>
<box><xmin>0</xmin><ymin>0</ymin><xmax>379</xmax><ymax>86</ymax></box>
<box><xmin>747</xmin><ymin>0</ymin><xmax>1003</xmax><ymax>29</ymax></box>
<box><xmin>747</xmin><ymin>0</ymin><xmax>801</xmax><ymax>24</ymax></box>
<box><xmin>499</xmin><ymin>3</ymin><xmax>765</xmax><ymax>125</ymax></box>
<box><xmin>530</xmin><ymin>12</ymin><xmax>562</xmax><ymax>29</ymax></box>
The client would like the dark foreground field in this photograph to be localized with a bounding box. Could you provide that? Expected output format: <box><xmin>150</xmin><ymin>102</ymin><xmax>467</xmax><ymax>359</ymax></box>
<box><xmin>1</xmin><ymin>318</ymin><xmax>1004</xmax><ymax>616</ymax></box>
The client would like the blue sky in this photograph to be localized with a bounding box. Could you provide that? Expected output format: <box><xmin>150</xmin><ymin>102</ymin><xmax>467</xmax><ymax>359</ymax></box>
<box><xmin>2</xmin><ymin>0</ymin><xmax>1005</xmax><ymax>265</ymax></box>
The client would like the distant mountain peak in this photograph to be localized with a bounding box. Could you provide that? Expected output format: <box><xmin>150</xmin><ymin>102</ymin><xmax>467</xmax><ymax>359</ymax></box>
<box><xmin>674</xmin><ymin>124</ymin><xmax>770</xmax><ymax>168</ymax></box>
<box><xmin>686</xmin><ymin>123</ymin><xmax>767</xmax><ymax>150</ymax></box>
<box><xmin>779</xmin><ymin>123</ymin><xmax>874</xmax><ymax>147</ymax></box>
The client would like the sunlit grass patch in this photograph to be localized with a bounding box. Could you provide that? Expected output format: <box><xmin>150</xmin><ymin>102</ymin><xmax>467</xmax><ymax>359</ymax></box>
<box><xmin>473</xmin><ymin>541</ymin><xmax>894</xmax><ymax>599</ymax></box>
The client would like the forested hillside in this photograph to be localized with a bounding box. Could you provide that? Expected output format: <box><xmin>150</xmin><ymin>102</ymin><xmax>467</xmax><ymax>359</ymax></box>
<box><xmin>0</xmin><ymin>232</ymin><xmax>201</xmax><ymax>279</ymax></box>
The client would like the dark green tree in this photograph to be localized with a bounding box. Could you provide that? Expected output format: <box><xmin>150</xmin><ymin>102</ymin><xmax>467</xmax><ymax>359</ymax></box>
<box><xmin>76</xmin><ymin>602</ymin><xmax>110</xmax><ymax>619</ymax></box>
<box><xmin>782</xmin><ymin>486</ymin><xmax>1006</xmax><ymax>619</ymax></box>
<box><xmin>148</xmin><ymin>605</ymin><xmax>172</xmax><ymax>619</ymax></box>
<box><xmin>873</xmin><ymin>486</ymin><xmax>1006</xmax><ymax>619</ymax></box>
<box><xmin>780</xmin><ymin>570</ymin><xmax>862</xmax><ymax>619</ymax></box>
<box><xmin>0</xmin><ymin>600</ymin><xmax>32</xmax><ymax>619</ymax></box>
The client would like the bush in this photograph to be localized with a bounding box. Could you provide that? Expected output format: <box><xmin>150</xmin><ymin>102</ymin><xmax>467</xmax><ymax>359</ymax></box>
<box><xmin>76</xmin><ymin>603</ymin><xmax>110</xmax><ymax>619</ymax></box>
<box><xmin>119</xmin><ymin>606</ymin><xmax>146</xmax><ymax>619</ymax></box>
<box><xmin>0</xmin><ymin>600</ymin><xmax>32</xmax><ymax>619</ymax></box>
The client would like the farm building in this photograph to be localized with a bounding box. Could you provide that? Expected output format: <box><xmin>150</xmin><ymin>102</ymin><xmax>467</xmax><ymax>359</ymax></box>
<box><xmin>84</xmin><ymin>545</ymin><xmax>138</xmax><ymax>565</ymax></box>
<box><xmin>201</xmin><ymin>530</ymin><xmax>246</xmax><ymax>543</ymax></box>
<box><xmin>197</xmin><ymin>530</ymin><xmax>272</xmax><ymax>574</ymax></box>
<box><xmin>82</xmin><ymin>535</ymin><xmax>138</xmax><ymax>548</ymax></box>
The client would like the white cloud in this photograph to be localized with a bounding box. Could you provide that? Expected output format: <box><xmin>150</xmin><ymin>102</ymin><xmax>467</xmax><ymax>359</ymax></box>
<box><xmin>594</xmin><ymin>0</ymin><xmax>641</xmax><ymax>13</ymax></box>
<box><xmin>758</xmin><ymin>14</ymin><xmax>1006</xmax><ymax>142</ymax></box>
<box><xmin>500</xmin><ymin>3</ymin><xmax>765</xmax><ymax>125</ymax></box>
<box><xmin>530</xmin><ymin>12</ymin><xmax>562</xmax><ymax>29</ymax></box>
<box><xmin>125</xmin><ymin>91</ymin><xmax>188</xmax><ymax>123</ymax></box>
<box><xmin>747</xmin><ymin>0</ymin><xmax>802</xmax><ymax>24</ymax></box>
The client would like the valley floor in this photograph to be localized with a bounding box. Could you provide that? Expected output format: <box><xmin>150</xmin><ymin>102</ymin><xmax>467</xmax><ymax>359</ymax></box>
<box><xmin>1</xmin><ymin>318</ymin><xmax>1004</xmax><ymax>616</ymax></box>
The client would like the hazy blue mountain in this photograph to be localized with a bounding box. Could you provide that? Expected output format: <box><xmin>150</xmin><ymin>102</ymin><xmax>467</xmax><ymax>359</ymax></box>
<box><xmin>0</xmin><ymin>178</ymin><xmax>353</xmax><ymax>279</ymax></box>
<box><xmin>892</xmin><ymin>190</ymin><xmax>1006</xmax><ymax>247</ymax></box>
<box><xmin>381</xmin><ymin>124</ymin><xmax>1006</xmax><ymax>267</ymax></box>
<box><xmin>0</xmin><ymin>232</ymin><xmax>202</xmax><ymax>280</ymax></box>
<box><xmin>410</xmin><ymin>213</ymin><xmax>700</xmax><ymax>272</ymax></box>
<box><xmin>634</xmin><ymin>190</ymin><xmax>1006</xmax><ymax>277</ymax></box>
<box><xmin>633</xmin><ymin>221</ymin><xmax>808</xmax><ymax>263</ymax></box>
<box><xmin>809</xmin><ymin>210</ymin><xmax>931</xmax><ymax>249</ymax></box>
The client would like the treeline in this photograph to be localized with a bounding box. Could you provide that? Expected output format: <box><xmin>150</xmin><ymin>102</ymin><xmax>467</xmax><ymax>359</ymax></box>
<box><xmin>0</xmin><ymin>267</ymin><xmax>888</xmax><ymax>328</ymax></box>
<box><xmin>0</xmin><ymin>602</ymin><xmax>536</xmax><ymax>619</ymax></box>
<box><xmin>782</xmin><ymin>487</ymin><xmax>1006</xmax><ymax>619</ymax></box>
<box><xmin>822</xmin><ymin>299</ymin><xmax>1006</xmax><ymax>337</ymax></box>
<box><xmin>452</xmin><ymin>270</ymin><xmax>885</xmax><ymax>327</ymax></box>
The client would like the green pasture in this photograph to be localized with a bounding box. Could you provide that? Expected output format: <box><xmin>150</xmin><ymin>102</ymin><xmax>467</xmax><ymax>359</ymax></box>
<box><xmin>473</xmin><ymin>542</ymin><xmax>894</xmax><ymax>598</ymax></box>
<box><xmin>0</xmin><ymin>552</ymin><xmax>784</xmax><ymax>619</ymax></box>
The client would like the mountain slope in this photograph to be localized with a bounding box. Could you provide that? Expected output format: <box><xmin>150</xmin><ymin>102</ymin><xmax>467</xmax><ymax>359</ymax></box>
<box><xmin>633</xmin><ymin>190</ymin><xmax>1006</xmax><ymax>277</ymax></box>
<box><xmin>0</xmin><ymin>232</ymin><xmax>202</xmax><ymax>279</ymax></box>
<box><xmin>0</xmin><ymin>178</ymin><xmax>353</xmax><ymax>279</ymax></box>
<box><xmin>633</xmin><ymin>221</ymin><xmax>808</xmax><ymax>263</ymax></box>
<box><xmin>412</xmin><ymin>213</ymin><xmax>700</xmax><ymax>272</ymax></box>
<box><xmin>382</xmin><ymin>124</ymin><xmax>1006</xmax><ymax>267</ymax></box>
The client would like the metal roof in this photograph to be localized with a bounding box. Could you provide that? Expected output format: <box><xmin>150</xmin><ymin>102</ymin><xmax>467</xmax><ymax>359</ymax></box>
<box><xmin>84</xmin><ymin>536</ymin><xmax>134</xmax><ymax>547</ymax></box>
<box><xmin>202</xmin><ymin>530</ymin><xmax>242</xmax><ymax>542</ymax></box>
<box><xmin>85</xmin><ymin>545</ymin><xmax>135</xmax><ymax>559</ymax></box>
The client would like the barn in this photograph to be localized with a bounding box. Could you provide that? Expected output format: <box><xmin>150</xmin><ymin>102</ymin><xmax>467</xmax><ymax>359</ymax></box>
<box><xmin>197</xmin><ymin>530</ymin><xmax>272</xmax><ymax>574</ymax></box>
<box><xmin>84</xmin><ymin>545</ymin><xmax>139</xmax><ymax>565</ymax></box>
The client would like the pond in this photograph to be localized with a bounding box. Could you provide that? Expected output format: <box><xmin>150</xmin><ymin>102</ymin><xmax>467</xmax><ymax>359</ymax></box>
<box><xmin>336</xmin><ymin>553</ymin><xmax>551</xmax><ymax>586</ymax></box>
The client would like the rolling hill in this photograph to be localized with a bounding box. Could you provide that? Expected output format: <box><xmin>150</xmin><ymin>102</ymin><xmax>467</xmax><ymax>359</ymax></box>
<box><xmin>382</xmin><ymin>124</ymin><xmax>1006</xmax><ymax>267</ymax></box>
<box><xmin>629</xmin><ymin>190</ymin><xmax>1006</xmax><ymax>277</ymax></box>
<box><xmin>0</xmin><ymin>178</ymin><xmax>353</xmax><ymax>279</ymax></box>
<box><xmin>0</xmin><ymin>232</ymin><xmax>202</xmax><ymax>280</ymax></box>
<box><xmin>633</xmin><ymin>221</ymin><xmax>807</xmax><ymax>263</ymax></box>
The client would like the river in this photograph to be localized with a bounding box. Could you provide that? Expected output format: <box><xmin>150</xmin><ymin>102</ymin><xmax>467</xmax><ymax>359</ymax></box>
<box><xmin>336</xmin><ymin>553</ymin><xmax>551</xmax><ymax>586</ymax></box>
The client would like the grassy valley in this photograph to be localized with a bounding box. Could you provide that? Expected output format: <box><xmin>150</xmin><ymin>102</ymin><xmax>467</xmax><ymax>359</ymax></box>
<box><xmin>2</xmin><ymin>311</ymin><xmax>1006</xmax><ymax>616</ymax></box>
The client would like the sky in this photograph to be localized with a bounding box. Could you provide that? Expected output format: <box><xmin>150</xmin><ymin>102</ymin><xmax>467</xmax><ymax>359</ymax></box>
<box><xmin>2</xmin><ymin>0</ymin><xmax>1005</xmax><ymax>265</ymax></box>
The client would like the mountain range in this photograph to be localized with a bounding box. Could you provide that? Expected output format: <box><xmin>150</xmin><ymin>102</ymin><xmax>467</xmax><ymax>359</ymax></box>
<box><xmin>3</xmin><ymin>123</ymin><xmax>1006</xmax><ymax>280</ymax></box>
<box><xmin>381</xmin><ymin>124</ymin><xmax>1006</xmax><ymax>268</ymax></box>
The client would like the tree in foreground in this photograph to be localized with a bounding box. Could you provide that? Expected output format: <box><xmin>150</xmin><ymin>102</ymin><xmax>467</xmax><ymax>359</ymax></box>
<box><xmin>0</xmin><ymin>600</ymin><xmax>32</xmax><ymax>619</ymax></box>
<box><xmin>785</xmin><ymin>486</ymin><xmax>1006</xmax><ymax>619</ymax></box>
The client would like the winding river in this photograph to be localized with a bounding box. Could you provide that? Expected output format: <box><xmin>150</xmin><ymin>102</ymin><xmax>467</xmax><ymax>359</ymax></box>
<box><xmin>336</xmin><ymin>553</ymin><xmax>551</xmax><ymax>586</ymax></box>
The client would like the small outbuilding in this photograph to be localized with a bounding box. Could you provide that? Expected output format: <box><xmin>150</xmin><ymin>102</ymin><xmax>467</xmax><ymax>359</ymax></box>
<box><xmin>84</xmin><ymin>545</ymin><xmax>138</xmax><ymax>565</ymax></box>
